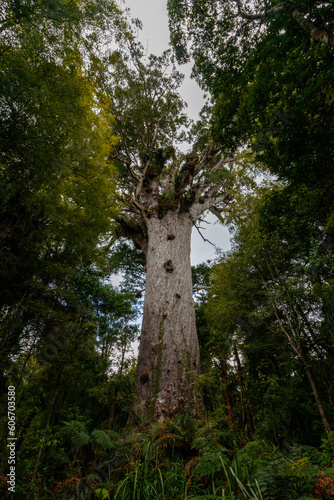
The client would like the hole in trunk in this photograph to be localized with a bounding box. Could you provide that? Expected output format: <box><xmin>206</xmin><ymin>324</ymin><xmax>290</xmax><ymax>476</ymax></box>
<box><xmin>164</xmin><ymin>260</ymin><xmax>174</xmax><ymax>273</ymax></box>
<box><xmin>140</xmin><ymin>372</ymin><xmax>149</xmax><ymax>384</ymax></box>
<box><xmin>167</xmin><ymin>233</ymin><xmax>175</xmax><ymax>240</ymax></box>
<box><xmin>175</xmin><ymin>293</ymin><xmax>181</xmax><ymax>299</ymax></box>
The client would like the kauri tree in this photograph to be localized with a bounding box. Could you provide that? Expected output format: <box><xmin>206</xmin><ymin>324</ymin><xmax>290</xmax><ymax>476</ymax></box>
<box><xmin>105</xmin><ymin>45</ymin><xmax>237</xmax><ymax>421</ymax></box>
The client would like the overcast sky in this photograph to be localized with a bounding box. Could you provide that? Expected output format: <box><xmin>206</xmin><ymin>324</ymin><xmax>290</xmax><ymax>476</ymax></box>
<box><xmin>123</xmin><ymin>0</ymin><xmax>232</xmax><ymax>264</ymax></box>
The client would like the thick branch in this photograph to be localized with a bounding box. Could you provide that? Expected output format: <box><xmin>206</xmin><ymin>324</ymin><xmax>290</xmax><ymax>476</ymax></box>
<box><xmin>209</xmin><ymin>206</ymin><xmax>225</xmax><ymax>224</ymax></box>
<box><xmin>285</xmin><ymin>3</ymin><xmax>334</xmax><ymax>48</ymax></box>
<box><xmin>135</xmin><ymin>159</ymin><xmax>151</xmax><ymax>200</ymax></box>
<box><xmin>190</xmin><ymin>191</ymin><xmax>231</xmax><ymax>221</ymax></box>
<box><xmin>195</xmin><ymin>141</ymin><xmax>219</xmax><ymax>175</ymax></box>
<box><xmin>175</xmin><ymin>154</ymin><xmax>199</xmax><ymax>196</ymax></box>
<box><xmin>195</xmin><ymin>156</ymin><xmax>236</xmax><ymax>197</ymax></box>
<box><xmin>110</xmin><ymin>125</ymin><xmax>140</xmax><ymax>185</ymax></box>
<box><xmin>116</xmin><ymin>214</ymin><xmax>148</xmax><ymax>254</ymax></box>
<box><xmin>233</xmin><ymin>0</ymin><xmax>334</xmax><ymax>48</ymax></box>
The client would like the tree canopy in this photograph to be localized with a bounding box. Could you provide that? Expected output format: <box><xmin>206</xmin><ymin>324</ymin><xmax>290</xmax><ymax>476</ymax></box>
<box><xmin>168</xmin><ymin>0</ymin><xmax>334</xmax><ymax>230</ymax></box>
<box><xmin>0</xmin><ymin>0</ymin><xmax>128</xmax><ymax>390</ymax></box>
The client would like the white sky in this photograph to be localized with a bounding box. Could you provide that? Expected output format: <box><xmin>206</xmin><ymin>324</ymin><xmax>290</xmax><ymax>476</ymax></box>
<box><xmin>124</xmin><ymin>0</ymin><xmax>232</xmax><ymax>264</ymax></box>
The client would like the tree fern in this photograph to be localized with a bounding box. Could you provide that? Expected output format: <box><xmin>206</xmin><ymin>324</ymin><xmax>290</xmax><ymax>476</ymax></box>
<box><xmin>61</xmin><ymin>420</ymin><xmax>91</xmax><ymax>451</ymax></box>
<box><xmin>193</xmin><ymin>451</ymin><xmax>227</xmax><ymax>477</ymax></box>
<box><xmin>192</xmin><ymin>420</ymin><xmax>229</xmax><ymax>454</ymax></box>
<box><xmin>91</xmin><ymin>429</ymin><xmax>114</xmax><ymax>451</ymax></box>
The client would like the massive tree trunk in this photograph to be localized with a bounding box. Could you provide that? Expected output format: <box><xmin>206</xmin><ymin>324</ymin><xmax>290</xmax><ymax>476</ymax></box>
<box><xmin>133</xmin><ymin>211</ymin><xmax>202</xmax><ymax>421</ymax></box>
<box><xmin>107</xmin><ymin>48</ymin><xmax>233</xmax><ymax>421</ymax></box>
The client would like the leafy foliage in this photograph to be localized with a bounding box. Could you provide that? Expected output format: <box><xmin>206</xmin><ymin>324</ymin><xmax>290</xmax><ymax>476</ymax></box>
<box><xmin>0</xmin><ymin>0</ymin><xmax>333</xmax><ymax>497</ymax></box>
<box><xmin>0</xmin><ymin>0</ymin><xmax>127</xmax><ymax>396</ymax></box>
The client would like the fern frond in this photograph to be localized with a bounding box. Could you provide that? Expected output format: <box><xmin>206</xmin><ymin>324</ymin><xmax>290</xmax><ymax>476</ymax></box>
<box><xmin>92</xmin><ymin>429</ymin><xmax>114</xmax><ymax>451</ymax></box>
<box><xmin>61</xmin><ymin>420</ymin><xmax>91</xmax><ymax>451</ymax></box>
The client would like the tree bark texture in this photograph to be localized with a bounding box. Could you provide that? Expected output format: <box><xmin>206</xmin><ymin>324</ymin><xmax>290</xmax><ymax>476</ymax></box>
<box><xmin>133</xmin><ymin>211</ymin><xmax>202</xmax><ymax>421</ymax></box>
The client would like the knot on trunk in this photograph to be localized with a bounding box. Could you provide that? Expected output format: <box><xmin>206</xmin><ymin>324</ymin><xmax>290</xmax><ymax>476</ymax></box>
<box><xmin>164</xmin><ymin>260</ymin><xmax>174</xmax><ymax>273</ymax></box>
<box><xmin>167</xmin><ymin>233</ymin><xmax>175</xmax><ymax>241</ymax></box>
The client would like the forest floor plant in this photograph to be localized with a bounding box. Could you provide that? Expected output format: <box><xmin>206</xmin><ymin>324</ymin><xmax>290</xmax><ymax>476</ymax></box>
<box><xmin>7</xmin><ymin>416</ymin><xmax>333</xmax><ymax>499</ymax></box>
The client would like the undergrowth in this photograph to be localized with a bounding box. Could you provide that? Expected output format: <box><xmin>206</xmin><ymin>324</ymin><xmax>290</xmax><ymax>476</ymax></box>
<box><xmin>6</xmin><ymin>418</ymin><xmax>334</xmax><ymax>499</ymax></box>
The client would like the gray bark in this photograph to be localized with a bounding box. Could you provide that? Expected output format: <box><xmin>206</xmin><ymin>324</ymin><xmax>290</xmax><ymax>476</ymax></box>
<box><xmin>133</xmin><ymin>211</ymin><xmax>202</xmax><ymax>421</ymax></box>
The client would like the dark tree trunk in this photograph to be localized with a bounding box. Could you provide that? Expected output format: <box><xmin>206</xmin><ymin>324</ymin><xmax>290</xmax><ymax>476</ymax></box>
<box><xmin>133</xmin><ymin>211</ymin><xmax>202</xmax><ymax>421</ymax></box>
<box><xmin>218</xmin><ymin>355</ymin><xmax>233</xmax><ymax>427</ymax></box>
<box><xmin>234</xmin><ymin>346</ymin><xmax>254</xmax><ymax>436</ymax></box>
<box><xmin>299</xmin><ymin>350</ymin><xmax>332</xmax><ymax>434</ymax></box>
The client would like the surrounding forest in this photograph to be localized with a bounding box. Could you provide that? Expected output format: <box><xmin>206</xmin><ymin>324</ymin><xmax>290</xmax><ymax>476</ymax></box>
<box><xmin>0</xmin><ymin>0</ymin><xmax>333</xmax><ymax>498</ymax></box>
